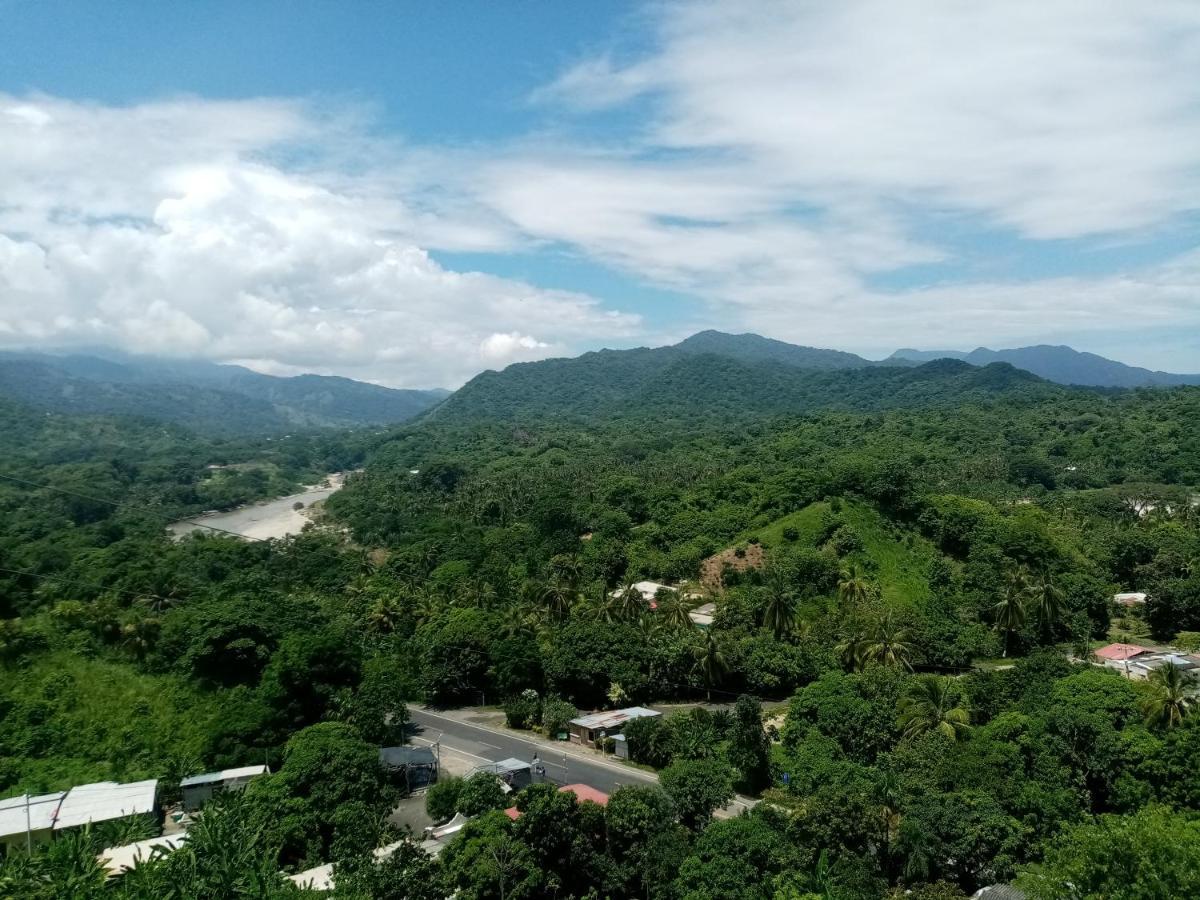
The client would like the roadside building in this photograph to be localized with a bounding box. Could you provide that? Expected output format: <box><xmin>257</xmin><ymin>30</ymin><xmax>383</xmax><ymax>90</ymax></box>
<box><xmin>179</xmin><ymin>765</ymin><xmax>268</xmax><ymax>812</ymax></box>
<box><xmin>504</xmin><ymin>783</ymin><xmax>610</xmax><ymax>821</ymax></box>
<box><xmin>569</xmin><ymin>707</ymin><xmax>661</xmax><ymax>748</ymax></box>
<box><xmin>379</xmin><ymin>746</ymin><xmax>438</xmax><ymax>791</ymax></box>
<box><xmin>0</xmin><ymin>780</ymin><xmax>159</xmax><ymax>853</ymax></box>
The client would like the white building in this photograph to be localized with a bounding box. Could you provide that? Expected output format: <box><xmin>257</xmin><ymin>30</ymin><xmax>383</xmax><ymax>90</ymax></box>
<box><xmin>0</xmin><ymin>780</ymin><xmax>158</xmax><ymax>851</ymax></box>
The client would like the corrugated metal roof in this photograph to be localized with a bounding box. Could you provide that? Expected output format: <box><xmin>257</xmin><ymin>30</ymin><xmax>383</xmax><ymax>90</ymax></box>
<box><xmin>570</xmin><ymin>706</ymin><xmax>661</xmax><ymax>730</ymax></box>
<box><xmin>98</xmin><ymin>832</ymin><xmax>187</xmax><ymax>876</ymax></box>
<box><xmin>0</xmin><ymin>792</ymin><xmax>65</xmax><ymax>839</ymax></box>
<box><xmin>53</xmin><ymin>780</ymin><xmax>158</xmax><ymax>830</ymax></box>
<box><xmin>179</xmin><ymin>765</ymin><xmax>268</xmax><ymax>788</ymax></box>
<box><xmin>1094</xmin><ymin>642</ymin><xmax>1151</xmax><ymax>661</ymax></box>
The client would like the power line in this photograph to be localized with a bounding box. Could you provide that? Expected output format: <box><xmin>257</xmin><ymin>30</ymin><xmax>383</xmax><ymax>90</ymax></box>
<box><xmin>0</xmin><ymin>471</ymin><xmax>266</xmax><ymax>542</ymax></box>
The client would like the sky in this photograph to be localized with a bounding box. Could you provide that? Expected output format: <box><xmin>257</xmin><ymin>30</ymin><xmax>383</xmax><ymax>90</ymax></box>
<box><xmin>1</xmin><ymin>0</ymin><xmax>1199</xmax><ymax>388</ymax></box>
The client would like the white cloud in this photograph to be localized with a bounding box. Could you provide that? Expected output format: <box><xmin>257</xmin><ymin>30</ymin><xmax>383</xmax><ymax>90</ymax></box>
<box><xmin>0</xmin><ymin>94</ymin><xmax>640</xmax><ymax>387</ymax></box>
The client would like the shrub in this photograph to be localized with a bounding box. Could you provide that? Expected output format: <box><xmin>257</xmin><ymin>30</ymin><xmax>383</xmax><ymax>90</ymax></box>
<box><xmin>426</xmin><ymin>776</ymin><xmax>463</xmax><ymax>823</ymax></box>
<box><xmin>504</xmin><ymin>689</ymin><xmax>541</xmax><ymax>730</ymax></box>
<box><xmin>541</xmin><ymin>698</ymin><xmax>577</xmax><ymax>739</ymax></box>
<box><xmin>456</xmin><ymin>772</ymin><xmax>508</xmax><ymax>816</ymax></box>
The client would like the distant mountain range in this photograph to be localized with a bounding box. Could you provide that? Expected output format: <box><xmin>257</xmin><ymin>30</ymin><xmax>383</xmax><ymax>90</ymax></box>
<box><xmin>432</xmin><ymin>332</ymin><xmax>1058</xmax><ymax>424</ymax></box>
<box><xmin>888</xmin><ymin>344</ymin><xmax>1200</xmax><ymax>388</ymax></box>
<box><xmin>0</xmin><ymin>349</ymin><xmax>448</xmax><ymax>434</ymax></box>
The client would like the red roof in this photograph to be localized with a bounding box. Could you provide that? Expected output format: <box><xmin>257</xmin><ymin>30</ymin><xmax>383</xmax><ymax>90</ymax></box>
<box><xmin>503</xmin><ymin>806</ymin><xmax>521</xmax><ymax>820</ymax></box>
<box><xmin>559</xmin><ymin>783</ymin><xmax>609</xmax><ymax>806</ymax></box>
<box><xmin>1094</xmin><ymin>642</ymin><xmax>1151</xmax><ymax>661</ymax></box>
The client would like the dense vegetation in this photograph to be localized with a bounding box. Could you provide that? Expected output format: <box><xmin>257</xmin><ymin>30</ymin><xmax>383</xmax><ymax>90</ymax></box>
<box><xmin>2</xmin><ymin>339</ymin><xmax>1200</xmax><ymax>897</ymax></box>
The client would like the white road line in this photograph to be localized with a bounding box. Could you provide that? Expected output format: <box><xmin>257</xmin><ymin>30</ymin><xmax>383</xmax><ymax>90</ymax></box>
<box><xmin>409</xmin><ymin>735</ymin><xmax>491</xmax><ymax>764</ymax></box>
<box><xmin>411</xmin><ymin>709</ymin><xmax>657</xmax><ymax>782</ymax></box>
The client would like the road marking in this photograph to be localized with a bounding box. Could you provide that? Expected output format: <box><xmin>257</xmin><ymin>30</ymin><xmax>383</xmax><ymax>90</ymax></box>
<box><xmin>409</xmin><ymin>735</ymin><xmax>491</xmax><ymax>764</ymax></box>
<box><xmin>411</xmin><ymin>709</ymin><xmax>657</xmax><ymax>782</ymax></box>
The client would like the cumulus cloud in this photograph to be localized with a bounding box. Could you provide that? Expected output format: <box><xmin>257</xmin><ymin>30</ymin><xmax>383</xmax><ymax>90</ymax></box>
<box><xmin>0</xmin><ymin>94</ymin><xmax>640</xmax><ymax>387</ymax></box>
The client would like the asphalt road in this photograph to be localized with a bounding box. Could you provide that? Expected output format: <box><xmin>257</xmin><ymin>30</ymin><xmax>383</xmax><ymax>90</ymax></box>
<box><xmin>407</xmin><ymin>708</ymin><xmax>657</xmax><ymax>796</ymax></box>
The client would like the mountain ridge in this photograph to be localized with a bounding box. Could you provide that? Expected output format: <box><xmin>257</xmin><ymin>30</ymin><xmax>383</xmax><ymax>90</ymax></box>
<box><xmin>0</xmin><ymin>349</ymin><xmax>448</xmax><ymax>434</ymax></box>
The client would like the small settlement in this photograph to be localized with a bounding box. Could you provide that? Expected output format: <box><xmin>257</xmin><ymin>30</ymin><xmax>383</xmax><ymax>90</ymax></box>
<box><xmin>1093</xmin><ymin>642</ymin><xmax>1200</xmax><ymax>681</ymax></box>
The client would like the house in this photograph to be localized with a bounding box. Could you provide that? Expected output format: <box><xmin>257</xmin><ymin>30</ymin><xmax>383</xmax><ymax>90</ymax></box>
<box><xmin>1093</xmin><ymin>642</ymin><xmax>1152</xmax><ymax>668</ymax></box>
<box><xmin>98</xmin><ymin>832</ymin><xmax>187</xmax><ymax>878</ymax></box>
<box><xmin>1126</xmin><ymin>653</ymin><xmax>1200</xmax><ymax>681</ymax></box>
<box><xmin>0</xmin><ymin>780</ymin><xmax>159</xmax><ymax>852</ymax></box>
<box><xmin>688</xmin><ymin>602</ymin><xmax>716</xmax><ymax>628</ymax></box>
<box><xmin>379</xmin><ymin>746</ymin><xmax>438</xmax><ymax>791</ymax></box>
<box><xmin>1114</xmin><ymin>591</ymin><xmax>1148</xmax><ymax>607</ymax></box>
<box><xmin>468</xmin><ymin>758</ymin><xmax>534</xmax><ymax>791</ymax></box>
<box><xmin>180</xmin><ymin>765</ymin><xmax>268</xmax><ymax>812</ymax></box>
<box><xmin>569</xmin><ymin>707</ymin><xmax>661</xmax><ymax>747</ymax></box>
<box><xmin>612</xmin><ymin>581</ymin><xmax>674</xmax><ymax>606</ymax></box>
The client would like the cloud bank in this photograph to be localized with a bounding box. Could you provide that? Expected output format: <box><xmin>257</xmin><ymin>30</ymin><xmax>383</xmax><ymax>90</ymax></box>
<box><xmin>2</xmin><ymin>0</ymin><xmax>1200</xmax><ymax>381</ymax></box>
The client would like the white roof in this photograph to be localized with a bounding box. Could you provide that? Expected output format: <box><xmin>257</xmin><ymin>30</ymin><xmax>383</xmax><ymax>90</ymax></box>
<box><xmin>611</xmin><ymin>581</ymin><xmax>674</xmax><ymax>600</ymax></box>
<box><xmin>54</xmin><ymin>780</ymin><xmax>158</xmax><ymax>830</ymax></box>
<box><xmin>1114</xmin><ymin>592</ymin><xmax>1148</xmax><ymax>603</ymax></box>
<box><xmin>180</xmin><ymin>765</ymin><xmax>268</xmax><ymax>788</ymax></box>
<box><xmin>0</xmin><ymin>791</ymin><xmax>65</xmax><ymax>839</ymax></box>
<box><xmin>570</xmin><ymin>706</ymin><xmax>661</xmax><ymax>730</ymax></box>
<box><xmin>98</xmin><ymin>832</ymin><xmax>187</xmax><ymax>876</ymax></box>
<box><xmin>287</xmin><ymin>839</ymin><xmax>416</xmax><ymax>891</ymax></box>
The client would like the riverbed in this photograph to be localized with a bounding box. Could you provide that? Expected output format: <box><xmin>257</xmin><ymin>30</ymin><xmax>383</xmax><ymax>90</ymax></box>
<box><xmin>167</xmin><ymin>472</ymin><xmax>346</xmax><ymax>541</ymax></box>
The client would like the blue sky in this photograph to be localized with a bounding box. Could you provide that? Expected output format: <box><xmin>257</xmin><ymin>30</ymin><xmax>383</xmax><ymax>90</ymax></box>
<box><xmin>1</xmin><ymin>0</ymin><xmax>1198</xmax><ymax>386</ymax></box>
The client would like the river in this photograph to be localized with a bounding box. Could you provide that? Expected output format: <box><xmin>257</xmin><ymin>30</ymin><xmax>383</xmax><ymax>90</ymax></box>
<box><xmin>167</xmin><ymin>472</ymin><xmax>347</xmax><ymax>541</ymax></box>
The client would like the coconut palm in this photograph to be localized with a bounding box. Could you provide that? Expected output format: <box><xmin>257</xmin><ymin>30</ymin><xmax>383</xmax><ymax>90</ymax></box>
<box><xmin>120</xmin><ymin>618</ymin><xmax>160</xmax><ymax>662</ymax></box>
<box><xmin>993</xmin><ymin>568</ymin><xmax>1029</xmax><ymax>657</ymax></box>
<box><xmin>837</xmin><ymin>565</ymin><xmax>873</xmax><ymax>606</ymax></box>
<box><xmin>1028</xmin><ymin>570</ymin><xmax>1065</xmax><ymax>638</ymax></box>
<box><xmin>366</xmin><ymin>595</ymin><xmax>403</xmax><ymax>634</ymax></box>
<box><xmin>656</xmin><ymin>591</ymin><xmax>694</xmax><ymax>629</ymax></box>
<box><xmin>864</xmin><ymin>613</ymin><xmax>915</xmax><ymax>670</ymax></box>
<box><xmin>694</xmin><ymin>632</ymin><xmax>730</xmax><ymax>698</ymax></box>
<box><xmin>1140</xmin><ymin>663</ymin><xmax>1198</xmax><ymax>729</ymax></box>
<box><xmin>897</xmin><ymin>674</ymin><xmax>971</xmax><ymax>741</ymax></box>
<box><xmin>613</xmin><ymin>582</ymin><xmax>646</xmax><ymax>621</ymax></box>
<box><xmin>762</xmin><ymin>579</ymin><xmax>799</xmax><ymax>637</ymax></box>
<box><xmin>835</xmin><ymin>622</ymin><xmax>872</xmax><ymax>672</ymax></box>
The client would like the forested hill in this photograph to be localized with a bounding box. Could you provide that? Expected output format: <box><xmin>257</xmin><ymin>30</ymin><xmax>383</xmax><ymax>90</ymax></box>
<box><xmin>890</xmin><ymin>344</ymin><xmax>1200</xmax><ymax>388</ymax></box>
<box><xmin>430</xmin><ymin>346</ymin><xmax>1064</xmax><ymax>424</ymax></box>
<box><xmin>674</xmin><ymin>329</ymin><xmax>890</xmax><ymax>369</ymax></box>
<box><xmin>0</xmin><ymin>350</ymin><xmax>448</xmax><ymax>435</ymax></box>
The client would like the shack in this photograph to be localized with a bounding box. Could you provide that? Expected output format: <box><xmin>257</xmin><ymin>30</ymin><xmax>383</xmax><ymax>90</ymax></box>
<box><xmin>0</xmin><ymin>780</ymin><xmax>159</xmax><ymax>853</ymax></box>
<box><xmin>569</xmin><ymin>707</ymin><xmax>661</xmax><ymax>748</ymax></box>
<box><xmin>180</xmin><ymin>766</ymin><xmax>268</xmax><ymax>812</ymax></box>
<box><xmin>379</xmin><ymin>746</ymin><xmax>438</xmax><ymax>791</ymax></box>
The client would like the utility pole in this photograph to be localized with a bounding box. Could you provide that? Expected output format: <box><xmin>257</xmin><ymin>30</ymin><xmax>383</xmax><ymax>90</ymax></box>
<box><xmin>24</xmin><ymin>792</ymin><xmax>31</xmax><ymax>854</ymax></box>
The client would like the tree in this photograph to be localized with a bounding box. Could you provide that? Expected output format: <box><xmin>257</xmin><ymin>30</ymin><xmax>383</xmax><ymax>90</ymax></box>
<box><xmin>657</xmin><ymin>590</ymin><xmax>694</xmax><ymax>629</ymax></box>
<box><xmin>897</xmin><ymin>675</ymin><xmax>971</xmax><ymax>741</ymax></box>
<box><xmin>333</xmin><ymin>839</ymin><xmax>449</xmax><ymax>900</ymax></box>
<box><xmin>762</xmin><ymin>578</ymin><xmax>799</xmax><ymax>637</ymax></box>
<box><xmin>993</xmin><ymin>568</ymin><xmax>1029</xmax><ymax>657</ymax></box>
<box><xmin>604</xmin><ymin>785</ymin><xmax>677</xmax><ymax>894</ymax></box>
<box><xmin>1028</xmin><ymin>570</ymin><xmax>1066</xmax><ymax>640</ymax></box>
<box><xmin>728</xmin><ymin>694</ymin><xmax>771</xmax><ymax>793</ymax></box>
<box><xmin>342</xmin><ymin>655</ymin><xmax>409</xmax><ymax>745</ymax></box>
<box><xmin>1140</xmin><ymin>663</ymin><xmax>1197</xmax><ymax>730</ymax></box>
<box><xmin>660</xmin><ymin>757</ymin><xmax>735</xmax><ymax>830</ymax></box>
<box><xmin>1017</xmin><ymin>805</ymin><xmax>1200</xmax><ymax>899</ymax></box>
<box><xmin>694</xmin><ymin>631</ymin><xmax>730</xmax><ymax>698</ymax></box>
<box><xmin>426</xmin><ymin>776</ymin><xmax>464</xmax><ymax>823</ymax></box>
<box><xmin>837</xmin><ymin>564</ymin><xmax>873</xmax><ymax>606</ymax></box>
<box><xmin>456</xmin><ymin>772</ymin><xmax>509</xmax><ymax>817</ymax></box>
<box><xmin>441</xmin><ymin>811</ymin><xmax>542</xmax><ymax>900</ymax></box>
<box><xmin>864</xmin><ymin>613</ymin><xmax>915</xmax><ymax>670</ymax></box>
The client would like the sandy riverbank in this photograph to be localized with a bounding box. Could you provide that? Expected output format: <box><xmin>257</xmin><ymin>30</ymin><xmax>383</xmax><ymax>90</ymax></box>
<box><xmin>167</xmin><ymin>472</ymin><xmax>346</xmax><ymax>541</ymax></box>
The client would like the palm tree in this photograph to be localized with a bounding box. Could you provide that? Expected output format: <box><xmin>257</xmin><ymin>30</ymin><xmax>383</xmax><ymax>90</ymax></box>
<box><xmin>1028</xmin><ymin>570</ymin><xmax>1065</xmax><ymax>639</ymax></box>
<box><xmin>656</xmin><ymin>591</ymin><xmax>693</xmax><ymax>629</ymax></box>
<box><xmin>762</xmin><ymin>580</ymin><xmax>799</xmax><ymax>637</ymax></box>
<box><xmin>1140</xmin><ymin>663</ymin><xmax>1198</xmax><ymax>729</ymax></box>
<box><xmin>897</xmin><ymin>675</ymin><xmax>971</xmax><ymax>741</ymax></box>
<box><xmin>613</xmin><ymin>582</ymin><xmax>645</xmax><ymax>622</ymax></box>
<box><xmin>693</xmin><ymin>632</ymin><xmax>730</xmax><ymax>699</ymax></box>
<box><xmin>120</xmin><ymin>618</ymin><xmax>160</xmax><ymax>662</ymax></box>
<box><xmin>835</xmin><ymin>622</ymin><xmax>871</xmax><ymax>672</ymax></box>
<box><xmin>366</xmin><ymin>595</ymin><xmax>403</xmax><ymax>634</ymax></box>
<box><xmin>864</xmin><ymin>613</ymin><xmax>914</xmax><ymax>670</ymax></box>
<box><xmin>993</xmin><ymin>568</ymin><xmax>1029</xmax><ymax>657</ymax></box>
<box><xmin>838</xmin><ymin>565</ymin><xmax>873</xmax><ymax>606</ymax></box>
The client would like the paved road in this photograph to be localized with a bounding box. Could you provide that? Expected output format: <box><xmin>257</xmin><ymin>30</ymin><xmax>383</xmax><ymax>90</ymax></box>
<box><xmin>407</xmin><ymin>708</ymin><xmax>656</xmax><ymax>796</ymax></box>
